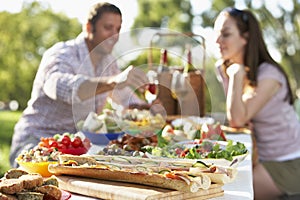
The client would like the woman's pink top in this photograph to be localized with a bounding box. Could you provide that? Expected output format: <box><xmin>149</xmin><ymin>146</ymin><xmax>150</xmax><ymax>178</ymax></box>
<box><xmin>252</xmin><ymin>63</ymin><xmax>300</xmax><ymax>161</ymax></box>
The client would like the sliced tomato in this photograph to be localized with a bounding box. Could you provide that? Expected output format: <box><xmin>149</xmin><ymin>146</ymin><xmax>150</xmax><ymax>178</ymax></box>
<box><xmin>164</xmin><ymin>173</ymin><xmax>181</xmax><ymax>180</ymax></box>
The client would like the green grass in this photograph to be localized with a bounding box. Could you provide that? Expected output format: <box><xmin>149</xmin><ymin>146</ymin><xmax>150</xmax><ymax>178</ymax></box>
<box><xmin>0</xmin><ymin>111</ymin><xmax>22</xmax><ymax>177</ymax></box>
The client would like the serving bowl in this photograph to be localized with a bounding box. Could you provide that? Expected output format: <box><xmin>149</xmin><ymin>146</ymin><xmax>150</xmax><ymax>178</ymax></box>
<box><xmin>57</xmin><ymin>146</ymin><xmax>89</xmax><ymax>155</ymax></box>
<box><xmin>82</xmin><ymin>131</ymin><xmax>124</xmax><ymax>145</ymax></box>
<box><xmin>16</xmin><ymin>159</ymin><xmax>57</xmax><ymax>177</ymax></box>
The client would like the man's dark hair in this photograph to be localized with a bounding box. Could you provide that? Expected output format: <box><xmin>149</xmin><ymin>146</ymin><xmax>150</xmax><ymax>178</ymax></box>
<box><xmin>87</xmin><ymin>2</ymin><xmax>122</xmax><ymax>29</ymax></box>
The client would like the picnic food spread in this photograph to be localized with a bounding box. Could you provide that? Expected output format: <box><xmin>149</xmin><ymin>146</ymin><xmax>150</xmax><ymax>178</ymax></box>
<box><xmin>3</xmin><ymin>110</ymin><xmax>250</xmax><ymax>199</ymax></box>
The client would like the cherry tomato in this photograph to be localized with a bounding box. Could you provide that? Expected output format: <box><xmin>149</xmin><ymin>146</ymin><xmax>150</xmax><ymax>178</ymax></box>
<box><xmin>57</xmin><ymin>143</ymin><xmax>67</xmax><ymax>149</ymax></box>
<box><xmin>148</xmin><ymin>84</ymin><xmax>156</xmax><ymax>94</ymax></box>
<box><xmin>61</xmin><ymin>135</ymin><xmax>71</xmax><ymax>146</ymax></box>
<box><xmin>38</xmin><ymin>141</ymin><xmax>48</xmax><ymax>148</ymax></box>
<box><xmin>71</xmin><ymin>137</ymin><xmax>82</xmax><ymax>148</ymax></box>
<box><xmin>49</xmin><ymin>140</ymin><xmax>58</xmax><ymax>148</ymax></box>
<box><xmin>40</xmin><ymin>137</ymin><xmax>49</xmax><ymax>143</ymax></box>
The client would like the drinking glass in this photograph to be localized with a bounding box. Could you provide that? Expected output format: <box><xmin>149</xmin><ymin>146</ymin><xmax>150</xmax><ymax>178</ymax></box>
<box><xmin>171</xmin><ymin>70</ymin><xmax>188</xmax><ymax>100</ymax></box>
<box><xmin>145</xmin><ymin>70</ymin><xmax>159</xmax><ymax>104</ymax></box>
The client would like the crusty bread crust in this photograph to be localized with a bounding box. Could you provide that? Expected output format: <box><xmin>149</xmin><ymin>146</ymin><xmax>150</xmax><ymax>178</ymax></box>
<box><xmin>0</xmin><ymin>172</ymin><xmax>61</xmax><ymax>200</ymax></box>
<box><xmin>0</xmin><ymin>179</ymin><xmax>24</xmax><ymax>194</ymax></box>
<box><xmin>0</xmin><ymin>192</ymin><xmax>18</xmax><ymax>200</ymax></box>
<box><xmin>19</xmin><ymin>174</ymin><xmax>43</xmax><ymax>190</ymax></box>
<box><xmin>4</xmin><ymin>169</ymin><xmax>28</xmax><ymax>179</ymax></box>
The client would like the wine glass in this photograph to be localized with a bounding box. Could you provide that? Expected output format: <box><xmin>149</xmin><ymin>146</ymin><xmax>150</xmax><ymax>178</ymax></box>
<box><xmin>145</xmin><ymin>70</ymin><xmax>159</xmax><ymax>104</ymax></box>
<box><xmin>171</xmin><ymin>70</ymin><xmax>188</xmax><ymax>100</ymax></box>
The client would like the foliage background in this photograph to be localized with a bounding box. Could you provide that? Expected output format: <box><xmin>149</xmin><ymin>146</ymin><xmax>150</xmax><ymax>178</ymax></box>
<box><xmin>0</xmin><ymin>111</ymin><xmax>21</xmax><ymax>177</ymax></box>
<box><xmin>1</xmin><ymin>0</ymin><xmax>300</xmax><ymax>111</ymax></box>
<box><xmin>0</xmin><ymin>2</ymin><xmax>81</xmax><ymax>109</ymax></box>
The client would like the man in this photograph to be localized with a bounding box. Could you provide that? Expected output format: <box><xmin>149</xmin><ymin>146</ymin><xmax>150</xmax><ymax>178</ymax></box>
<box><xmin>10</xmin><ymin>2</ymin><xmax>149</xmax><ymax>167</ymax></box>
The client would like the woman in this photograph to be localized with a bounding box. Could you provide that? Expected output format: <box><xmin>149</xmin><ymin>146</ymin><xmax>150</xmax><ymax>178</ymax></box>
<box><xmin>214</xmin><ymin>7</ymin><xmax>300</xmax><ymax>199</ymax></box>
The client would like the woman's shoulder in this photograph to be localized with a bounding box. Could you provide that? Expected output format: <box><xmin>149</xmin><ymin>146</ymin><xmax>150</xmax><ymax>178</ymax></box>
<box><xmin>258</xmin><ymin>62</ymin><xmax>278</xmax><ymax>72</ymax></box>
<box><xmin>258</xmin><ymin>62</ymin><xmax>285</xmax><ymax>83</ymax></box>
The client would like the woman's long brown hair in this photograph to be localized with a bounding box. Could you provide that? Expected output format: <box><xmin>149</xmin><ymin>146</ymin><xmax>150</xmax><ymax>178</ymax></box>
<box><xmin>221</xmin><ymin>8</ymin><xmax>294</xmax><ymax>104</ymax></box>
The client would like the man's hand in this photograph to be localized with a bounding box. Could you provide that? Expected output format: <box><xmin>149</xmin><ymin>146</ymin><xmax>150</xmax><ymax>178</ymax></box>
<box><xmin>112</xmin><ymin>65</ymin><xmax>148</xmax><ymax>91</ymax></box>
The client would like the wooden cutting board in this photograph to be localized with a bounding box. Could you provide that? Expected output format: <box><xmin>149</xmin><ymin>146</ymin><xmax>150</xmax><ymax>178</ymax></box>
<box><xmin>55</xmin><ymin>175</ymin><xmax>224</xmax><ymax>200</ymax></box>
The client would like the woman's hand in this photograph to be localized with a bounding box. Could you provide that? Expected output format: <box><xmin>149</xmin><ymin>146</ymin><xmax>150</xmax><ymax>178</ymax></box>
<box><xmin>226</xmin><ymin>63</ymin><xmax>246</xmax><ymax>79</ymax></box>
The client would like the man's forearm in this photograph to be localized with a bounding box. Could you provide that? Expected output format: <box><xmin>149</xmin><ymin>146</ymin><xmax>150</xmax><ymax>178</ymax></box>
<box><xmin>78</xmin><ymin>77</ymin><xmax>116</xmax><ymax>101</ymax></box>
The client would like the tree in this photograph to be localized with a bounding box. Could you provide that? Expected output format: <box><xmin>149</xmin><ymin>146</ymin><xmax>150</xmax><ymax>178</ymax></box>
<box><xmin>0</xmin><ymin>1</ymin><xmax>81</xmax><ymax>109</ymax></box>
<box><xmin>133</xmin><ymin>0</ymin><xmax>193</xmax><ymax>32</ymax></box>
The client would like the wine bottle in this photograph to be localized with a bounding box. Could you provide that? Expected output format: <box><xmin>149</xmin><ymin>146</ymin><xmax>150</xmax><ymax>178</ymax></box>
<box><xmin>183</xmin><ymin>46</ymin><xmax>193</xmax><ymax>73</ymax></box>
<box><xmin>157</xmin><ymin>48</ymin><xmax>168</xmax><ymax>73</ymax></box>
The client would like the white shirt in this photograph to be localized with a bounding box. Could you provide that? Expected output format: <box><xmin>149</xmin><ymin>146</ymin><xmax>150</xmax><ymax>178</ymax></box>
<box><xmin>13</xmin><ymin>33</ymin><xmax>143</xmax><ymax>141</ymax></box>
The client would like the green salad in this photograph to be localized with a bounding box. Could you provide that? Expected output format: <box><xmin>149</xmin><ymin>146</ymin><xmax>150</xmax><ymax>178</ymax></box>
<box><xmin>143</xmin><ymin>139</ymin><xmax>248</xmax><ymax>161</ymax></box>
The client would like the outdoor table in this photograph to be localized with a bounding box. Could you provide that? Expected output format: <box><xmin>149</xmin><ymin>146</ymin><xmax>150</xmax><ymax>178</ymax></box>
<box><xmin>68</xmin><ymin>132</ymin><xmax>253</xmax><ymax>199</ymax></box>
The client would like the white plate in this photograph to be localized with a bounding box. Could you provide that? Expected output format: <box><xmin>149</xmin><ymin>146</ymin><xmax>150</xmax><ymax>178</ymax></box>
<box><xmin>176</xmin><ymin>139</ymin><xmax>227</xmax><ymax>148</ymax></box>
<box><xmin>171</xmin><ymin>116</ymin><xmax>215</xmax><ymax>127</ymax></box>
<box><xmin>146</xmin><ymin>139</ymin><xmax>249</xmax><ymax>167</ymax></box>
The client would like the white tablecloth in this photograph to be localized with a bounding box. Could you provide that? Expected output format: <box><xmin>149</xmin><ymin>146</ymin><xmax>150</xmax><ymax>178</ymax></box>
<box><xmin>70</xmin><ymin>133</ymin><xmax>254</xmax><ymax>200</ymax></box>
